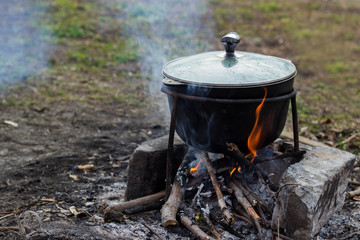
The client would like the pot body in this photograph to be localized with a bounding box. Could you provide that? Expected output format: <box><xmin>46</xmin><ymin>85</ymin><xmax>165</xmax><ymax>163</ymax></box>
<box><xmin>162</xmin><ymin>77</ymin><xmax>294</xmax><ymax>153</ymax></box>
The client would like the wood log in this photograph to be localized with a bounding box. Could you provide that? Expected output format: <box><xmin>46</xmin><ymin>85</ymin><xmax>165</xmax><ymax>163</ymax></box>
<box><xmin>179</xmin><ymin>214</ymin><xmax>216</xmax><ymax>240</ymax></box>
<box><xmin>161</xmin><ymin>180</ymin><xmax>183</xmax><ymax>227</ymax></box>
<box><xmin>104</xmin><ymin>190</ymin><xmax>165</xmax><ymax>213</ymax></box>
<box><xmin>202</xmin><ymin>152</ymin><xmax>234</xmax><ymax>225</ymax></box>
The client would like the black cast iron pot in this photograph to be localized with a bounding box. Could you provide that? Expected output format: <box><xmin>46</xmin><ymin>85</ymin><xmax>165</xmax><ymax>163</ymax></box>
<box><xmin>161</xmin><ymin>32</ymin><xmax>297</xmax><ymax>154</ymax></box>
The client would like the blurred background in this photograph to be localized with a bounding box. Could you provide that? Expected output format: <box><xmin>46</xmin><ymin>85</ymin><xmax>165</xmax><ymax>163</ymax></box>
<box><xmin>0</xmin><ymin>0</ymin><xmax>359</xmax><ymax>154</ymax></box>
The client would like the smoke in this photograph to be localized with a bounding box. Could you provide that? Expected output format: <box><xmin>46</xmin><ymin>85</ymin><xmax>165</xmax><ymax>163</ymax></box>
<box><xmin>0</xmin><ymin>0</ymin><xmax>51</xmax><ymax>91</ymax></box>
<box><xmin>119</xmin><ymin>0</ymin><xmax>215</xmax><ymax>121</ymax></box>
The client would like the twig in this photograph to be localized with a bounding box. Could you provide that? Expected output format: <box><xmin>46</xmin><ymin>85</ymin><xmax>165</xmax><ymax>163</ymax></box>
<box><xmin>0</xmin><ymin>213</ymin><xmax>14</xmax><ymax>220</ymax></box>
<box><xmin>348</xmin><ymin>180</ymin><xmax>360</xmax><ymax>186</ymax></box>
<box><xmin>179</xmin><ymin>213</ymin><xmax>216</xmax><ymax>240</ymax></box>
<box><xmin>161</xmin><ymin>181</ymin><xmax>183</xmax><ymax>227</ymax></box>
<box><xmin>191</xmin><ymin>183</ymin><xmax>204</xmax><ymax>208</ymax></box>
<box><xmin>346</xmin><ymin>187</ymin><xmax>360</xmax><ymax>199</ymax></box>
<box><xmin>104</xmin><ymin>190</ymin><xmax>165</xmax><ymax>213</ymax></box>
<box><xmin>256</xmin><ymin>171</ymin><xmax>276</xmax><ymax>199</ymax></box>
<box><xmin>209</xmin><ymin>213</ymin><xmax>243</xmax><ymax>238</ymax></box>
<box><xmin>0</xmin><ymin>226</ymin><xmax>20</xmax><ymax>232</ymax></box>
<box><xmin>202</xmin><ymin>151</ymin><xmax>234</xmax><ymax>225</ymax></box>
<box><xmin>230</xmin><ymin>181</ymin><xmax>264</xmax><ymax>240</ymax></box>
<box><xmin>142</xmin><ymin>222</ymin><xmax>164</xmax><ymax>240</ymax></box>
<box><xmin>232</xmin><ymin>213</ymin><xmax>253</xmax><ymax>226</ymax></box>
<box><xmin>201</xmin><ymin>205</ymin><xmax>221</xmax><ymax>240</ymax></box>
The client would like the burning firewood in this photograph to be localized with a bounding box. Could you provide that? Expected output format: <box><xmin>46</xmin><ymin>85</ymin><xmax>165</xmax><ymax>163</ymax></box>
<box><xmin>201</xmin><ymin>151</ymin><xmax>234</xmax><ymax>225</ymax></box>
<box><xmin>229</xmin><ymin>181</ymin><xmax>264</xmax><ymax>240</ymax></box>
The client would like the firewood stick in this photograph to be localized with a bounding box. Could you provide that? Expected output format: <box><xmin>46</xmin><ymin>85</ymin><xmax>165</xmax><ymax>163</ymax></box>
<box><xmin>161</xmin><ymin>180</ymin><xmax>183</xmax><ymax>227</ymax></box>
<box><xmin>226</xmin><ymin>143</ymin><xmax>251</xmax><ymax>168</ymax></box>
<box><xmin>230</xmin><ymin>181</ymin><xmax>264</xmax><ymax>240</ymax></box>
<box><xmin>179</xmin><ymin>213</ymin><xmax>216</xmax><ymax>240</ymax></box>
<box><xmin>209</xmin><ymin>213</ymin><xmax>243</xmax><ymax>238</ymax></box>
<box><xmin>104</xmin><ymin>190</ymin><xmax>165</xmax><ymax>213</ymax></box>
<box><xmin>0</xmin><ymin>226</ymin><xmax>19</xmax><ymax>232</ymax></box>
<box><xmin>201</xmin><ymin>152</ymin><xmax>234</xmax><ymax>225</ymax></box>
<box><xmin>200</xmin><ymin>205</ymin><xmax>222</xmax><ymax>240</ymax></box>
<box><xmin>232</xmin><ymin>212</ymin><xmax>253</xmax><ymax>226</ymax></box>
<box><xmin>346</xmin><ymin>187</ymin><xmax>360</xmax><ymax>199</ymax></box>
<box><xmin>256</xmin><ymin>171</ymin><xmax>276</xmax><ymax>199</ymax></box>
<box><xmin>256</xmin><ymin>205</ymin><xmax>269</xmax><ymax>227</ymax></box>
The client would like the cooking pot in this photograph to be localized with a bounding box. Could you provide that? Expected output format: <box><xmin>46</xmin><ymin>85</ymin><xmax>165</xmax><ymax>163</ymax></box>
<box><xmin>161</xmin><ymin>32</ymin><xmax>297</xmax><ymax>154</ymax></box>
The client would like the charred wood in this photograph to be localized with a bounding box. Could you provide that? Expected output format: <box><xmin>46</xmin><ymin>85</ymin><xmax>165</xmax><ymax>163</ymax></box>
<box><xmin>209</xmin><ymin>213</ymin><xmax>243</xmax><ymax>238</ymax></box>
<box><xmin>230</xmin><ymin>181</ymin><xmax>264</xmax><ymax>240</ymax></box>
<box><xmin>226</xmin><ymin>143</ymin><xmax>251</xmax><ymax>169</ymax></box>
<box><xmin>202</xmin><ymin>151</ymin><xmax>234</xmax><ymax>225</ymax></box>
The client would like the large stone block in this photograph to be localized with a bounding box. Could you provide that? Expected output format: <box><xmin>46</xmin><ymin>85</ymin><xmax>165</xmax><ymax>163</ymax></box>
<box><xmin>272</xmin><ymin>146</ymin><xmax>356</xmax><ymax>239</ymax></box>
<box><xmin>125</xmin><ymin>135</ymin><xmax>187</xmax><ymax>201</ymax></box>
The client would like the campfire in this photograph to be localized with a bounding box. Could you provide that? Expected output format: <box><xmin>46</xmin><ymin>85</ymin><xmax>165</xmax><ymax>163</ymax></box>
<box><xmin>104</xmin><ymin>32</ymin><xmax>356</xmax><ymax>240</ymax></box>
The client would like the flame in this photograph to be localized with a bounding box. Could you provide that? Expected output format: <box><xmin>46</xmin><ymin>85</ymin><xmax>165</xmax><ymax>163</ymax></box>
<box><xmin>237</xmin><ymin>166</ymin><xmax>242</xmax><ymax>172</ymax></box>
<box><xmin>230</xmin><ymin>167</ymin><xmax>236</xmax><ymax>176</ymax></box>
<box><xmin>190</xmin><ymin>158</ymin><xmax>203</xmax><ymax>174</ymax></box>
<box><xmin>247</xmin><ymin>87</ymin><xmax>268</xmax><ymax>162</ymax></box>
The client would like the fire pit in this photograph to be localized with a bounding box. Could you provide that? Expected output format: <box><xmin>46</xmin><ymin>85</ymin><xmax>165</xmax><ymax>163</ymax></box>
<box><xmin>104</xmin><ymin>32</ymin><xmax>356</xmax><ymax>240</ymax></box>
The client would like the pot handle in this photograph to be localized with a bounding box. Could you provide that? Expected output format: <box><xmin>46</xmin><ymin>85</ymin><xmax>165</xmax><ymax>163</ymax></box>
<box><xmin>221</xmin><ymin>32</ymin><xmax>240</xmax><ymax>58</ymax></box>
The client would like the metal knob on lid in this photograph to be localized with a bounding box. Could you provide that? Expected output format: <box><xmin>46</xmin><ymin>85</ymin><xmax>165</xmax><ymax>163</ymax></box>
<box><xmin>221</xmin><ymin>32</ymin><xmax>240</xmax><ymax>58</ymax></box>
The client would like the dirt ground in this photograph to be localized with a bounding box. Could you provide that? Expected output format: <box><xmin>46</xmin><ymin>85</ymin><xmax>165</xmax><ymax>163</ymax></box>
<box><xmin>0</xmin><ymin>0</ymin><xmax>360</xmax><ymax>239</ymax></box>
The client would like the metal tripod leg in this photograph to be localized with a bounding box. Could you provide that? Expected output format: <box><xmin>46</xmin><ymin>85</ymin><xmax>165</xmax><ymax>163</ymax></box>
<box><xmin>166</xmin><ymin>97</ymin><xmax>179</xmax><ymax>200</ymax></box>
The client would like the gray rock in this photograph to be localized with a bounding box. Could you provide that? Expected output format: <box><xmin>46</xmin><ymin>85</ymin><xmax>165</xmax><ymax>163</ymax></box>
<box><xmin>125</xmin><ymin>135</ymin><xmax>187</xmax><ymax>201</ymax></box>
<box><xmin>272</xmin><ymin>146</ymin><xmax>356</xmax><ymax>240</ymax></box>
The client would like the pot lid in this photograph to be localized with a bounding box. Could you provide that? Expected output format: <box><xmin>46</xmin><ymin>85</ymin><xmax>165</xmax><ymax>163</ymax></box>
<box><xmin>162</xmin><ymin>32</ymin><xmax>296</xmax><ymax>87</ymax></box>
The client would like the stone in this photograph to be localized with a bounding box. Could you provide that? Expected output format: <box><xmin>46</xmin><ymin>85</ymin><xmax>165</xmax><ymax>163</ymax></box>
<box><xmin>125</xmin><ymin>135</ymin><xmax>187</xmax><ymax>201</ymax></box>
<box><xmin>272</xmin><ymin>146</ymin><xmax>356</xmax><ymax>240</ymax></box>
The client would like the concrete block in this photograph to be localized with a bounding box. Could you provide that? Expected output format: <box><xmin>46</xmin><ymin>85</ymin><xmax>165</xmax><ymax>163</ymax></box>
<box><xmin>125</xmin><ymin>135</ymin><xmax>187</xmax><ymax>201</ymax></box>
<box><xmin>272</xmin><ymin>146</ymin><xmax>356</xmax><ymax>239</ymax></box>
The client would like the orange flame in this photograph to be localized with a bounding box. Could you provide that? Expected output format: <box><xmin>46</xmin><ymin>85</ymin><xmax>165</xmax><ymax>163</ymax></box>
<box><xmin>247</xmin><ymin>87</ymin><xmax>268</xmax><ymax>162</ymax></box>
<box><xmin>237</xmin><ymin>166</ymin><xmax>242</xmax><ymax>172</ymax></box>
<box><xmin>230</xmin><ymin>167</ymin><xmax>236</xmax><ymax>177</ymax></box>
<box><xmin>190</xmin><ymin>158</ymin><xmax>203</xmax><ymax>174</ymax></box>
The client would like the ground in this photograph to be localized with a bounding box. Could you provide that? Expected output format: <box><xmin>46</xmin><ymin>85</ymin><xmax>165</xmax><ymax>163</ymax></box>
<box><xmin>0</xmin><ymin>0</ymin><xmax>359</xmax><ymax>239</ymax></box>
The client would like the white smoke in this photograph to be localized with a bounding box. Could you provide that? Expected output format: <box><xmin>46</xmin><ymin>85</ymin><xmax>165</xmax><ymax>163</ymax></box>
<box><xmin>119</xmin><ymin>0</ymin><xmax>215</xmax><ymax>121</ymax></box>
<box><xmin>0</xmin><ymin>0</ymin><xmax>52</xmax><ymax>91</ymax></box>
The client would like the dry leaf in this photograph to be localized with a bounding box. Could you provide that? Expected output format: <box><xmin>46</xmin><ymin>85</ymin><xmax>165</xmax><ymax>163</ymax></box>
<box><xmin>320</xmin><ymin>117</ymin><xmax>333</xmax><ymax>124</ymax></box>
<box><xmin>69</xmin><ymin>174</ymin><xmax>78</xmax><ymax>181</ymax></box>
<box><xmin>69</xmin><ymin>206</ymin><xmax>80</xmax><ymax>216</ymax></box>
<box><xmin>77</xmin><ymin>164</ymin><xmax>94</xmax><ymax>170</ymax></box>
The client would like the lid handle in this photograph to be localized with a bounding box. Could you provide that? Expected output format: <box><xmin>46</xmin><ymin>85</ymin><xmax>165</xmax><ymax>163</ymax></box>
<box><xmin>221</xmin><ymin>32</ymin><xmax>240</xmax><ymax>58</ymax></box>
